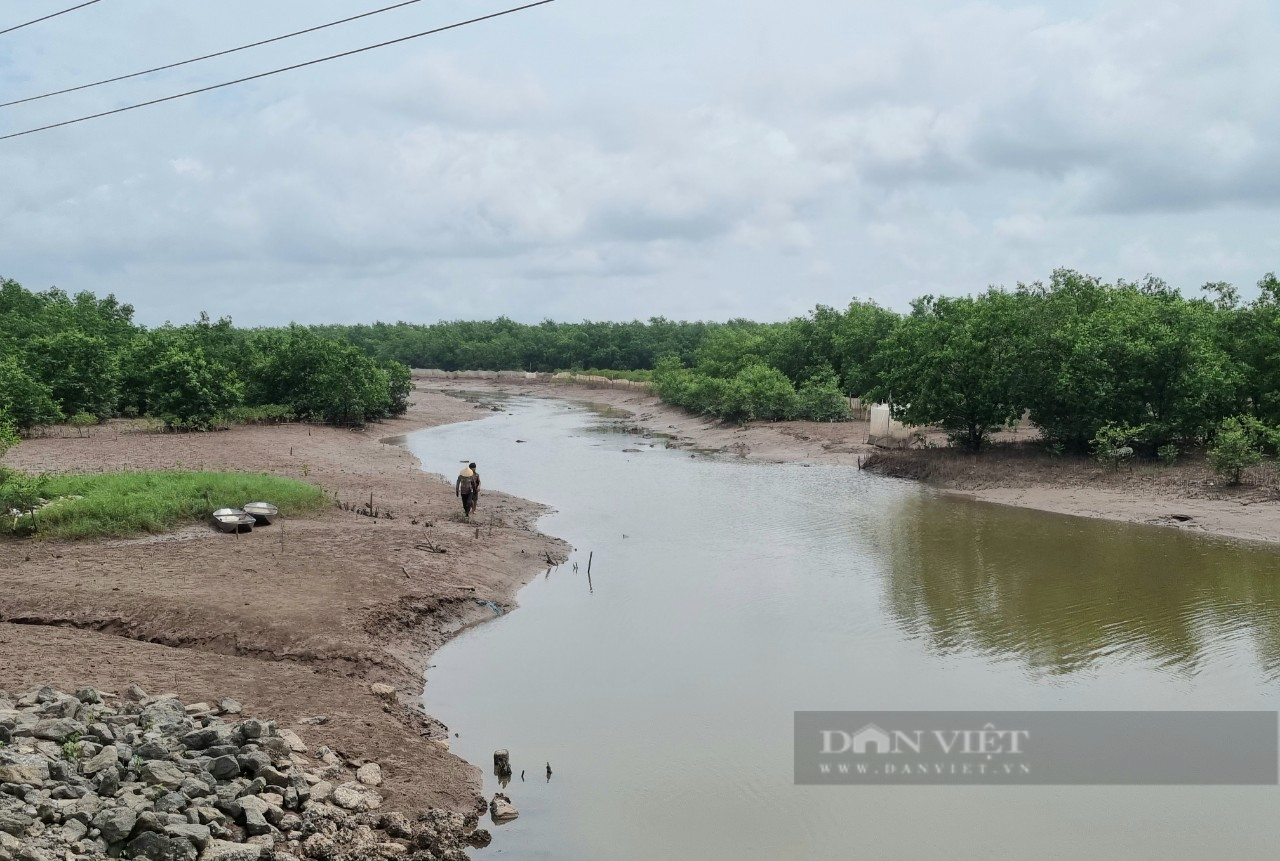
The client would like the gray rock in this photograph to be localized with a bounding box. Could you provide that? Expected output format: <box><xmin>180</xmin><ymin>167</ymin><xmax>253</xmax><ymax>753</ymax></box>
<box><xmin>136</xmin><ymin>740</ymin><xmax>172</xmax><ymax>760</ymax></box>
<box><xmin>309</xmin><ymin>781</ymin><xmax>334</xmax><ymax>803</ymax></box>
<box><xmin>74</xmin><ymin>688</ymin><xmax>102</xmax><ymax>704</ymax></box>
<box><xmin>258</xmin><ymin>737</ymin><xmax>291</xmax><ymax>759</ymax></box>
<box><xmin>31</xmin><ymin>718</ymin><xmax>85</xmax><ymax>741</ymax></box>
<box><xmin>154</xmin><ymin>792</ymin><xmax>187</xmax><ymax>814</ymax></box>
<box><xmin>332</xmin><ymin>782</ymin><xmax>382</xmax><ymax>812</ymax></box>
<box><xmin>257</xmin><ymin>765</ymin><xmax>289</xmax><ymax>788</ymax></box>
<box><xmin>0</xmin><ymin>754</ymin><xmax>49</xmax><ymax>786</ymax></box>
<box><xmin>237</xmin><ymin>796</ymin><xmax>272</xmax><ymax>837</ymax></box>
<box><xmin>178</xmin><ymin>777</ymin><xmax>211</xmax><ymax>800</ymax></box>
<box><xmin>235</xmin><ymin>750</ymin><xmax>270</xmax><ymax>776</ymax></box>
<box><xmin>355</xmin><ymin>762</ymin><xmax>382</xmax><ymax>787</ymax></box>
<box><xmin>139</xmin><ymin>760</ymin><xmax>186</xmax><ymax>790</ymax></box>
<box><xmin>276</xmin><ymin>729</ymin><xmax>307</xmax><ymax>753</ymax></box>
<box><xmin>81</xmin><ymin>744</ymin><xmax>118</xmax><ymax>775</ymax></box>
<box><xmin>66</xmin><ymin>793</ymin><xmax>102</xmax><ymax>824</ymax></box>
<box><xmin>200</xmin><ymin>840</ymin><xmax>268</xmax><ymax>861</ymax></box>
<box><xmin>61</xmin><ymin>817</ymin><xmax>89</xmax><ymax>842</ymax></box>
<box><xmin>15</xmin><ymin>846</ymin><xmax>52</xmax><ymax>861</ymax></box>
<box><xmin>238</xmin><ymin>720</ymin><xmax>264</xmax><ymax>740</ymax></box>
<box><xmin>139</xmin><ymin>698</ymin><xmax>187</xmax><ymax>728</ymax></box>
<box><xmin>213</xmin><ymin>796</ymin><xmax>242</xmax><ymax>822</ymax></box>
<box><xmin>236</xmin><ymin>777</ymin><xmax>266</xmax><ymax>798</ymax></box>
<box><xmin>135</xmin><ymin>810</ymin><xmax>166</xmax><ymax>834</ymax></box>
<box><xmin>379</xmin><ymin>812</ymin><xmax>413</xmax><ymax>839</ymax></box>
<box><xmin>208</xmin><ymin>756</ymin><xmax>239</xmax><ymax>781</ymax></box>
<box><xmin>93</xmin><ymin>765</ymin><xmax>120</xmax><ymax>797</ymax></box>
<box><xmin>217</xmin><ymin>700</ymin><xmax>243</xmax><ymax>716</ymax></box>
<box><xmin>179</xmin><ymin>727</ymin><xmax>228</xmax><ymax>751</ymax></box>
<box><xmin>0</xmin><ymin>810</ymin><xmax>33</xmax><ymax>836</ymax></box>
<box><xmin>86</xmin><ymin>722</ymin><xmax>115</xmax><ymax>744</ymax></box>
<box><xmin>126</xmin><ymin>831</ymin><xmax>198</xmax><ymax>861</ymax></box>
<box><xmin>490</xmin><ymin>792</ymin><xmax>519</xmax><ymax>823</ymax></box>
<box><xmin>92</xmin><ymin>805</ymin><xmax>138</xmax><ymax>844</ymax></box>
<box><xmin>116</xmin><ymin>790</ymin><xmax>154</xmax><ymax>813</ymax></box>
<box><xmin>164</xmin><ymin>822</ymin><xmax>211</xmax><ymax>850</ymax></box>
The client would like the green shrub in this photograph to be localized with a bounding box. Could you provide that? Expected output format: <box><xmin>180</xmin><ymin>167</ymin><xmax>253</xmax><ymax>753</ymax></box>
<box><xmin>1207</xmin><ymin>416</ymin><xmax>1276</xmax><ymax>485</ymax></box>
<box><xmin>0</xmin><ymin>418</ymin><xmax>17</xmax><ymax>459</ymax></box>
<box><xmin>146</xmin><ymin>346</ymin><xmax>244</xmax><ymax>431</ymax></box>
<box><xmin>0</xmin><ymin>356</ymin><xmax>62</xmax><ymax>431</ymax></box>
<box><xmin>0</xmin><ymin>471</ymin><xmax>42</xmax><ymax>521</ymax></box>
<box><xmin>69</xmin><ymin>412</ymin><xmax>97</xmax><ymax>437</ymax></box>
<box><xmin>797</xmin><ymin>372</ymin><xmax>851</xmax><ymax>422</ymax></box>
<box><xmin>733</xmin><ymin>364</ymin><xmax>800</xmax><ymax>421</ymax></box>
<box><xmin>1091</xmin><ymin>422</ymin><xmax>1145</xmax><ymax>470</ymax></box>
<box><xmin>223</xmin><ymin>404</ymin><xmax>294</xmax><ymax>425</ymax></box>
<box><xmin>1157</xmin><ymin>444</ymin><xmax>1180</xmax><ymax>465</ymax></box>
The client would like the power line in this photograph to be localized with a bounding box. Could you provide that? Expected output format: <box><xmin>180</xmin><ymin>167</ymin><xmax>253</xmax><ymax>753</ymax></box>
<box><xmin>2</xmin><ymin>0</ymin><xmax>435</xmax><ymax>109</ymax></box>
<box><xmin>0</xmin><ymin>0</ymin><xmax>104</xmax><ymax>37</ymax></box>
<box><xmin>0</xmin><ymin>0</ymin><xmax>555</xmax><ymax>143</ymax></box>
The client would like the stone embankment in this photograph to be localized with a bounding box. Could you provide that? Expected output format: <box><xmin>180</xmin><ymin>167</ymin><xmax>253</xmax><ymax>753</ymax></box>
<box><xmin>0</xmin><ymin>685</ymin><xmax>490</xmax><ymax>861</ymax></box>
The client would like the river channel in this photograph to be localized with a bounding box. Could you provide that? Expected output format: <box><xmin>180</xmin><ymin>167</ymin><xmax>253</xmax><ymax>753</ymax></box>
<box><xmin>402</xmin><ymin>395</ymin><xmax>1280</xmax><ymax>861</ymax></box>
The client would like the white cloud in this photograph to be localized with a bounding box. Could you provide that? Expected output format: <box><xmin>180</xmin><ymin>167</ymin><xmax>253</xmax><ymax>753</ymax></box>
<box><xmin>1</xmin><ymin>0</ymin><xmax>1279</xmax><ymax>327</ymax></box>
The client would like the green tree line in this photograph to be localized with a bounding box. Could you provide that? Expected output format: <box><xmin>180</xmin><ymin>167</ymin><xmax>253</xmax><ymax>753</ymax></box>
<box><xmin>4</xmin><ymin>268</ymin><xmax>1279</xmax><ymax>467</ymax></box>
<box><xmin>866</xmin><ymin>270</ymin><xmax>1280</xmax><ymax>454</ymax></box>
<box><xmin>0</xmin><ymin>278</ymin><xmax>410</xmax><ymax>434</ymax></box>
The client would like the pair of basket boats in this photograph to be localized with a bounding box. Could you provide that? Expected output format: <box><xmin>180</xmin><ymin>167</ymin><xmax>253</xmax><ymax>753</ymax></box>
<box><xmin>211</xmin><ymin>502</ymin><xmax>278</xmax><ymax>533</ymax></box>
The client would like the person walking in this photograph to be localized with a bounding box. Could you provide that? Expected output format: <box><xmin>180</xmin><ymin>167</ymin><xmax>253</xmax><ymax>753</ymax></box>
<box><xmin>456</xmin><ymin>462</ymin><xmax>480</xmax><ymax>518</ymax></box>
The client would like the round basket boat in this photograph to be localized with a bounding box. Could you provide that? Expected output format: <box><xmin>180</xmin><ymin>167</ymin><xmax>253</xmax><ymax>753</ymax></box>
<box><xmin>212</xmin><ymin>508</ymin><xmax>256</xmax><ymax>533</ymax></box>
<box><xmin>242</xmin><ymin>501</ymin><xmax>279</xmax><ymax>525</ymax></box>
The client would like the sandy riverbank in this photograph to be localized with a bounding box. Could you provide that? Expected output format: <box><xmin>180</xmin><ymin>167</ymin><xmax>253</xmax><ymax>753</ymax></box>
<box><xmin>429</xmin><ymin>377</ymin><xmax>1280</xmax><ymax>547</ymax></box>
<box><xmin>0</xmin><ymin>389</ymin><xmax>566</xmax><ymax>820</ymax></box>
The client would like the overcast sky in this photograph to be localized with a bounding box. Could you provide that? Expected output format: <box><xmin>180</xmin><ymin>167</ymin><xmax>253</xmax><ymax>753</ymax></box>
<box><xmin>2</xmin><ymin>0</ymin><xmax>1278</xmax><ymax>327</ymax></box>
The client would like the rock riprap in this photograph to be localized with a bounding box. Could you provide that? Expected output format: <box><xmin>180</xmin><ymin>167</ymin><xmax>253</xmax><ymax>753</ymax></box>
<box><xmin>0</xmin><ymin>685</ymin><xmax>489</xmax><ymax>861</ymax></box>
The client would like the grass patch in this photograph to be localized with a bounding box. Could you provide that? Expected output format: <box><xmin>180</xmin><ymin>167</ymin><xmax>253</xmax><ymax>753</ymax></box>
<box><xmin>6</xmin><ymin>471</ymin><xmax>328</xmax><ymax>540</ymax></box>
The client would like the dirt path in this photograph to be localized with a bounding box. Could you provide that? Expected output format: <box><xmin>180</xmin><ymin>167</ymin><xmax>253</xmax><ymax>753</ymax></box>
<box><xmin>0</xmin><ymin>389</ymin><xmax>565</xmax><ymax>817</ymax></box>
<box><xmin>429</xmin><ymin>377</ymin><xmax>1280</xmax><ymax>547</ymax></box>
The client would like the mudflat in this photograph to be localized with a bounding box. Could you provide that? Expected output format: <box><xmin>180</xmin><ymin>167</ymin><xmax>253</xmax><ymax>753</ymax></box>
<box><xmin>0</xmin><ymin>389</ymin><xmax>564</xmax><ymax>816</ymax></box>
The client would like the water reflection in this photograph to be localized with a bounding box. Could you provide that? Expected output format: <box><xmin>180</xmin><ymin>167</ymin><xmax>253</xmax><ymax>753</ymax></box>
<box><xmin>877</xmin><ymin>495</ymin><xmax>1280</xmax><ymax>678</ymax></box>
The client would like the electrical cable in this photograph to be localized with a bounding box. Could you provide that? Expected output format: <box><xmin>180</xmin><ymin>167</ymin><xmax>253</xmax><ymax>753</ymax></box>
<box><xmin>0</xmin><ymin>1</ymin><xmax>104</xmax><ymax>37</ymax></box>
<box><xmin>2</xmin><ymin>0</ymin><xmax>439</xmax><ymax>109</ymax></box>
<box><xmin>0</xmin><ymin>0</ymin><xmax>556</xmax><ymax>143</ymax></box>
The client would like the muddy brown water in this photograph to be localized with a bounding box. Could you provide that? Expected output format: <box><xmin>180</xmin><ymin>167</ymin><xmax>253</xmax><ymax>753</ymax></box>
<box><xmin>403</xmin><ymin>398</ymin><xmax>1280</xmax><ymax>861</ymax></box>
